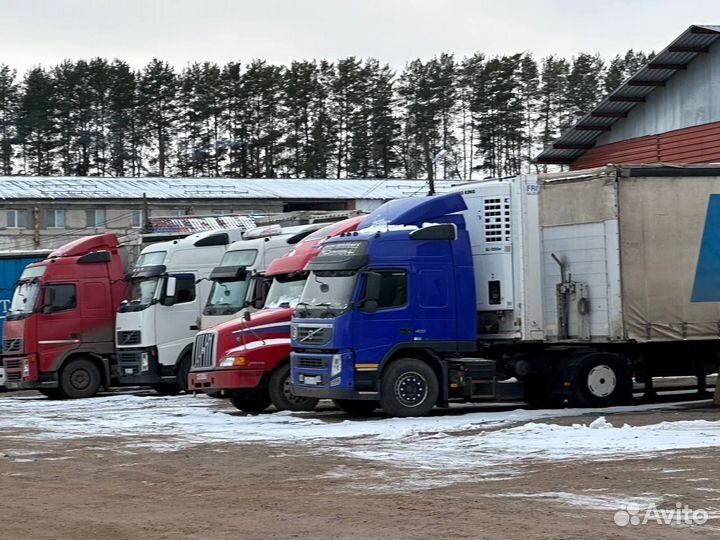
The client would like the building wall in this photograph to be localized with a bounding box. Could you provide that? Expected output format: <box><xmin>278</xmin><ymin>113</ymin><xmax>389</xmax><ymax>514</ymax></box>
<box><xmin>571</xmin><ymin>120</ymin><xmax>720</xmax><ymax>170</ymax></box>
<box><xmin>597</xmin><ymin>40</ymin><xmax>720</xmax><ymax>145</ymax></box>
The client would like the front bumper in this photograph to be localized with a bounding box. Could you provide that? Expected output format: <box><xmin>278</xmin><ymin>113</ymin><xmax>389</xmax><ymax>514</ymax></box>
<box><xmin>292</xmin><ymin>385</ymin><xmax>378</xmax><ymax>400</ymax></box>
<box><xmin>2</xmin><ymin>355</ymin><xmax>52</xmax><ymax>389</ymax></box>
<box><xmin>290</xmin><ymin>350</ymin><xmax>378</xmax><ymax>399</ymax></box>
<box><xmin>188</xmin><ymin>368</ymin><xmax>265</xmax><ymax>393</ymax></box>
<box><xmin>117</xmin><ymin>347</ymin><xmax>169</xmax><ymax>384</ymax></box>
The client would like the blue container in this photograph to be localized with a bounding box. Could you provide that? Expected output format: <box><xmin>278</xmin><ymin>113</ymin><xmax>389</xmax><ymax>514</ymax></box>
<box><xmin>0</xmin><ymin>251</ymin><xmax>50</xmax><ymax>343</ymax></box>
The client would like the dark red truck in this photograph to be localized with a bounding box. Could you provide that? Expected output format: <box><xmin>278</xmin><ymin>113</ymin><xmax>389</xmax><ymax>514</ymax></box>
<box><xmin>189</xmin><ymin>217</ymin><xmax>365</xmax><ymax>412</ymax></box>
<box><xmin>2</xmin><ymin>233</ymin><xmax>129</xmax><ymax>398</ymax></box>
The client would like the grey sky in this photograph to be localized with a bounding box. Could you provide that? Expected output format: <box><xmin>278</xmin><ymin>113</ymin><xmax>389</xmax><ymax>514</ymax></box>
<box><xmin>0</xmin><ymin>0</ymin><xmax>717</xmax><ymax>74</ymax></box>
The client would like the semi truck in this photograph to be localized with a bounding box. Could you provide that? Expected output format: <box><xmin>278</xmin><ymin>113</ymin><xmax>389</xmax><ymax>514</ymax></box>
<box><xmin>115</xmin><ymin>228</ymin><xmax>248</xmax><ymax>393</ymax></box>
<box><xmin>189</xmin><ymin>216</ymin><xmax>365</xmax><ymax>412</ymax></box>
<box><xmin>290</xmin><ymin>165</ymin><xmax>720</xmax><ymax>416</ymax></box>
<box><xmin>200</xmin><ymin>224</ymin><xmax>321</xmax><ymax>330</ymax></box>
<box><xmin>2</xmin><ymin>234</ymin><xmax>129</xmax><ymax>398</ymax></box>
<box><xmin>0</xmin><ymin>250</ymin><xmax>51</xmax><ymax>390</ymax></box>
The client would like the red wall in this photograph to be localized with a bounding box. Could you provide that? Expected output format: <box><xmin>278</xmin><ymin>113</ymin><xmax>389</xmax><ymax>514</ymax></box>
<box><xmin>571</xmin><ymin>121</ymin><xmax>720</xmax><ymax>170</ymax></box>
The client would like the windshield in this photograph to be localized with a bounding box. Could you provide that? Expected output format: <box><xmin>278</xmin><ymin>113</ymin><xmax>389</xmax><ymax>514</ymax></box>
<box><xmin>220</xmin><ymin>249</ymin><xmax>258</xmax><ymax>267</ymax></box>
<box><xmin>136</xmin><ymin>251</ymin><xmax>166</xmax><ymax>267</ymax></box>
<box><xmin>264</xmin><ymin>274</ymin><xmax>307</xmax><ymax>309</ymax></box>
<box><xmin>204</xmin><ymin>275</ymin><xmax>252</xmax><ymax>316</ymax></box>
<box><xmin>119</xmin><ymin>277</ymin><xmax>160</xmax><ymax>312</ymax></box>
<box><xmin>6</xmin><ymin>281</ymin><xmax>41</xmax><ymax>320</ymax></box>
<box><xmin>296</xmin><ymin>271</ymin><xmax>357</xmax><ymax>317</ymax></box>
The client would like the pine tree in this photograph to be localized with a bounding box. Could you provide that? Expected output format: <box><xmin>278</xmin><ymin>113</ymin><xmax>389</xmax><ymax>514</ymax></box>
<box><xmin>519</xmin><ymin>54</ymin><xmax>540</xmax><ymax>172</ymax></box>
<box><xmin>221</xmin><ymin>61</ymin><xmax>246</xmax><ymax>177</ymax></box>
<box><xmin>366</xmin><ymin>60</ymin><xmax>398</xmax><ymax>178</ymax></box>
<box><xmin>107</xmin><ymin>60</ymin><xmax>140</xmax><ymax>177</ymax></box>
<box><xmin>538</xmin><ymin>55</ymin><xmax>569</xmax><ymax>152</ymax></box>
<box><xmin>138</xmin><ymin>59</ymin><xmax>178</xmax><ymax>176</ymax></box>
<box><xmin>17</xmin><ymin>67</ymin><xmax>56</xmax><ymax>175</ymax></box>
<box><xmin>563</xmin><ymin>53</ymin><xmax>605</xmax><ymax>125</ymax></box>
<box><xmin>282</xmin><ymin>60</ymin><xmax>320</xmax><ymax>177</ymax></box>
<box><xmin>0</xmin><ymin>65</ymin><xmax>19</xmax><ymax>175</ymax></box>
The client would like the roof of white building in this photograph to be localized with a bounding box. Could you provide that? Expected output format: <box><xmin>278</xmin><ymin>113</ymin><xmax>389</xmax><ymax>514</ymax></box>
<box><xmin>0</xmin><ymin>177</ymin><xmax>457</xmax><ymax>200</ymax></box>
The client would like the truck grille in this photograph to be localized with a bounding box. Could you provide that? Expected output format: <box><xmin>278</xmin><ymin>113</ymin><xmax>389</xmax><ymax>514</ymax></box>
<box><xmin>6</xmin><ymin>370</ymin><xmax>21</xmax><ymax>382</ymax></box>
<box><xmin>295</xmin><ymin>325</ymin><xmax>332</xmax><ymax>345</ymax></box>
<box><xmin>3</xmin><ymin>358</ymin><xmax>21</xmax><ymax>370</ymax></box>
<box><xmin>192</xmin><ymin>332</ymin><xmax>216</xmax><ymax>368</ymax></box>
<box><xmin>117</xmin><ymin>330</ymin><xmax>141</xmax><ymax>346</ymax></box>
<box><xmin>117</xmin><ymin>351</ymin><xmax>142</xmax><ymax>375</ymax></box>
<box><xmin>3</xmin><ymin>338</ymin><xmax>23</xmax><ymax>354</ymax></box>
<box><xmin>295</xmin><ymin>356</ymin><xmax>328</xmax><ymax>369</ymax></box>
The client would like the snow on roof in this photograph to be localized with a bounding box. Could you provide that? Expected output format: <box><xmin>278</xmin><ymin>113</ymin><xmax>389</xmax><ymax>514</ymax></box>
<box><xmin>0</xmin><ymin>177</ymin><xmax>455</xmax><ymax>201</ymax></box>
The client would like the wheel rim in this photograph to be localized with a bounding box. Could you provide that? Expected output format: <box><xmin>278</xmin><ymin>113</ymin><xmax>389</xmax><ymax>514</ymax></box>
<box><xmin>283</xmin><ymin>374</ymin><xmax>309</xmax><ymax>404</ymax></box>
<box><xmin>393</xmin><ymin>371</ymin><xmax>428</xmax><ymax>408</ymax></box>
<box><xmin>587</xmin><ymin>365</ymin><xmax>617</xmax><ymax>398</ymax></box>
<box><xmin>70</xmin><ymin>369</ymin><xmax>91</xmax><ymax>391</ymax></box>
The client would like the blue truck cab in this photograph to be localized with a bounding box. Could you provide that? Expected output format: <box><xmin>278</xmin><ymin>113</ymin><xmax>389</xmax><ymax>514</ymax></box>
<box><xmin>290</xmin><ymin>193</ymin><xmax>520</xmax><ymax>416</ymax></box>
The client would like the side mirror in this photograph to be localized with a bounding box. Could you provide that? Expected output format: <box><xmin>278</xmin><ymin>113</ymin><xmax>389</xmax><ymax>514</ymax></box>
<box><xmin>243</xmin><ymin>311</ymin><xmax>252</xmax><ymax>322</ymax></box>
<box><xmin>162</xmin><ymin>277</ymin><xmax>177</xmax><ymax>307</ymax></box>
<box><xmin>362</xmin><ymin>299</ymin><xmax>379</xmax><ymax>314</ymax></box>
<box><xmin>252</xmin><ymin>298</ymin><xmax>264</xmax><ymax>309</ymax></box>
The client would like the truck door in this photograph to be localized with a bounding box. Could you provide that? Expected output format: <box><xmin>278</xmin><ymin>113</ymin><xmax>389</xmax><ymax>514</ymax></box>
<box><xmin>37</xmin><ymin>283</ymin><xmax>81</xmax><ymax>368</ymax></box>
<box><xmin>352</xmin><ymin>270</ymin><xmax>413</xmax><ymax>365</ymax></box>
<box><xmin>155</xmin><ymin>273</ymin><xmax>198</xmax><ymax>367</ymax></box>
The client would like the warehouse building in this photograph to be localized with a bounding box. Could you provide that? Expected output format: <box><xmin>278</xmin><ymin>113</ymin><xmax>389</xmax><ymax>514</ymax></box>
<box><xmin>0</xmin><ymin>177</ymin><xmax>451</xmax><ymax>250</ymax></box>
<box><xmin>537</xmin><ymin>25</ymin><xmax>720</xmax><ymax>169</ymax></box>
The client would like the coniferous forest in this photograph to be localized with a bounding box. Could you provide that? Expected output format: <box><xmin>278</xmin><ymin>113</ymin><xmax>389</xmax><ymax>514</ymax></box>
<box><xmin>0</xmin><ymin>51</ymin><xmax>650</xmax><ymax>180</ymax></box>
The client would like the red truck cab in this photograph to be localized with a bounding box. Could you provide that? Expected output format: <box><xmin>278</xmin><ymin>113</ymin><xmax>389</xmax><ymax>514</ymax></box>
<box><xmin>188</xmin><ymin>216</ymin><xmax>364</xmax><ymax>412</ymax></box>
<box><xmin>2</xmin><ymin>233</ymin><xmax>129</xmax><ymax>398</ymax></box>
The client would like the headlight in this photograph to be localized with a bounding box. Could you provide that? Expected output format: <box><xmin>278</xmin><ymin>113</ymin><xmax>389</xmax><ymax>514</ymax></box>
<box><xmin>331</xmin><ymin>354</ymin><xmax>342</xmax><ymax>377</ymax></box>
<box><xmin>140</xmin><ymin>352</ymin><xmax>150</xmax><ymax>372</ymax></box>
<box><xmin>290</xmin><ymin>325</ymin><xmax>298</xmax><ymax>341</ymax></box>
<box><xmin>220</xmin><ymin>356</ymin><xmax>246</xmax><ymax>367</ymax></box>
<box><xmin>21</xmin><ymin>359</ymin><xmax>30</xmax><ymax>377</ymax></box>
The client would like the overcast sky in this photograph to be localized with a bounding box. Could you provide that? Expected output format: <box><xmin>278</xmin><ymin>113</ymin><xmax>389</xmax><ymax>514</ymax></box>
<box><xmin>0</xmin><ymin>0</ymin><xmax>717</xmax><ymax>73</ymax></box>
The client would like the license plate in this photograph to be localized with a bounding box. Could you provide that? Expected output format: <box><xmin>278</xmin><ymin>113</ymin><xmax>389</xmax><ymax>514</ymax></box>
<box><xmin>124</xmin><ymin>368</ymin><xmax>134</xmax><ymax>375</ymax></box>
<box><xmin>196</xmin><ymin>373</ymin><xmax>208</xmax><ymax>381</ymax></box>
<box><xmin>303</xmin><ymin>375</ymin><xmax>322</xmax><ymax>385</ymax></box>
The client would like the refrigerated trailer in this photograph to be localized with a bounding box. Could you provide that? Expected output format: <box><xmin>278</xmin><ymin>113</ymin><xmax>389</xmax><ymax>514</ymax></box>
<box><xmin>290</xmin><ymin>165</ymin><xmax>720</xmax><ymax>416</ymax></box>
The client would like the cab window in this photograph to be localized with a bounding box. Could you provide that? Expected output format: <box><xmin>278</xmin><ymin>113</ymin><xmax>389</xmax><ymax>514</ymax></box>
<box><xmin>44</xmin><ymin>284</ymin><xmax>77</xmax><ymax>313</ymax></box>
<box><xmin>367</xmin><ymin>271</ymin><xmax>407</xmax><ymax>309</ymax></box>
<box><xmin>173</xmin><ymin>274</ymin><xmax>196</xmax><ymax>304</ymax></box>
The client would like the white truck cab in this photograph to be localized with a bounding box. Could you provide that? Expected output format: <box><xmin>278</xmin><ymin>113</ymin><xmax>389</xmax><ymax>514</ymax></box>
<box><xmin>201</xmin><ymin>224</ymin><xmax>318</xmax><ymax>330</ymax></box>
<box><xmin>115</xmin><ymin>228</ymin><xmax>246</xmax><ymax>393</ymax></box>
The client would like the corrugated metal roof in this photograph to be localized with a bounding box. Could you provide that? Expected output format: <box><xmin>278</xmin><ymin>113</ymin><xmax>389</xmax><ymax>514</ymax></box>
<box><xmin>0</xmin><ymin>177</ymin><xmax>454</xmax><ymax>201</ymax></box>
<box><xmin>148</xmin><ymin>215</ymin><xmax>257</xmax><ymax>234</ymax></box>
<box><xmin>537</xmin><ymin>25</ymin><xmax>720</xmax><ymax>164</ymax></box>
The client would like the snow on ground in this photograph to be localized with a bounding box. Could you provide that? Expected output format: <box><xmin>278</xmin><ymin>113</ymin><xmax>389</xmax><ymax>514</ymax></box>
<box><xmin>2</xmin><ymin>393</ymin><xmax>720</xmax><ymax>495</ymax></box>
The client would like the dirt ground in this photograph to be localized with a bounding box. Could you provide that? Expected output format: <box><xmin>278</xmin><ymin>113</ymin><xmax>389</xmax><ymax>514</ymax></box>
<box><xmin>1</xmin><ymin>394</ymin><xmax>719</xmax><ymax>540</ymax></box>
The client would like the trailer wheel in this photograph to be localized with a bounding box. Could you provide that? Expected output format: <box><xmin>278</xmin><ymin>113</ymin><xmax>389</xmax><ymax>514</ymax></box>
<box><xmin>269</xmin><ymin>363</ymin><xmax>318</xmax><ymax>412</ymax></box>
<box><xmin>333</xmin><ymin>399</ymin><xmax>378</xmax><ymax>417</ymax></box>
<box><xmin>229</xmin><ymin>390</ymin><xmax>272</xmax><ymax>413</ymax></box>
<box><xmin>380</xmin><ymin>358</ymin><xmax>438</xmax><ymax>417</ymax></box>
<box><xmin>58</xmin><ymin>358</ymin><xmax>101</xmax><ymax>399</ymax></box>
<box><xmin>571</xmin><ymin>353</ymin><xmax>632</xmax><ymax>407</ymax></box>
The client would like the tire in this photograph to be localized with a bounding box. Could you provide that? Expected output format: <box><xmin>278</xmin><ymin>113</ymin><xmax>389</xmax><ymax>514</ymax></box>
<box><xmin>380</xmin><ymin>358</ymin><xmax>439</xmax><ymax>417</ymax></box>
<box><xmin>175</xmin><ymin>353</ymin><xmax>191</xmax><ymax>393</ymax></box>
<box><xmin>151</xmin><ymin>383</ymin><xmax>181</xmax><ymax>396</ymax></box>
<box><xmin>333</xmin><ymin>399</ymin><xmax>378</xmax><ymax>417</ymax></box>
<box><xmin>58</xmin><ymin>358</ymin><xmax>101</xmax><ymax>399</ymax></box>
<box><xmin>268</xmin><ymin>363</ymin><xmax>319</xmax><ymax>412</ymax></box>
<box><xmin>570</xmin><ymin>353</ymin><xmax>632</xmax><ymax>407</ymax></box>
<box><xmin>38</xmin><ymin>388</ymin><xmax>64</xmax><ymax>399</ymax></box>
<box><xmin>229</xmin><ymin>390</ymin><xmax>272</xmax><ymax>413</ymax></box>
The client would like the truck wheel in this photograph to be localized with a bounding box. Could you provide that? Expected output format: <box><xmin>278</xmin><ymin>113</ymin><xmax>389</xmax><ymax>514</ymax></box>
<box><xmin>229</xmin><ymin>390</ymin><xmax>272</xmax><ymax>413</ymax></box>
<box><xmin>151</xmin><ymin>383</ymin><xmax>181</xmax><ymax>396</ymax></box>
<box><xmin>333</xmin><ymin>399</ymin><xmax>378</xmax><ymax>417</ymax></box>
<box><xmin>58</xmin><ymin>358</ymin><xmax>101</xmax><ymax>399</ymax></box>
<box><xmin>380</xmin><ymin>358</ymin><xmax>439</xmax><ymax>417</ymax></box>
<box><xmin>176</xmin><ymin>353</ymin><xmax>191</xmax><ymax>393</ymax></box>
<box><xmin>269</xmin><ymin>363</ymin><xmax>319</xmax><ymax>412</ymax></box>
<box><xmin>38</xmin><ymin>388</ymin><xmax>64</xmax><ymax>400</ymax></box>
<box><xmin>570</xmin><ymin>353</ymin><xmax>632</xmax><ymax>407</ymax></box>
